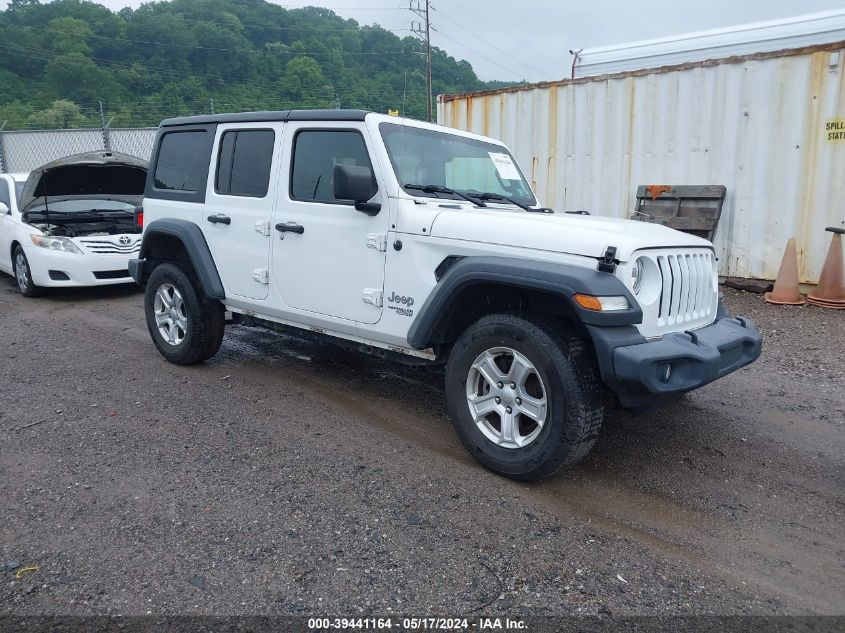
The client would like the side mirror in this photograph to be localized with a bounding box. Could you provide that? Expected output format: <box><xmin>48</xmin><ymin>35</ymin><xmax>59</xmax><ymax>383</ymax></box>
<box><xmin>333</xmin><ymin>164</ymin><xmax>381</xmax><ymax>215</ymax></box>
<box><xmin>0</xmin><ymin>202</ymin><xmax>9</xmax><ymax>215</ymax></box>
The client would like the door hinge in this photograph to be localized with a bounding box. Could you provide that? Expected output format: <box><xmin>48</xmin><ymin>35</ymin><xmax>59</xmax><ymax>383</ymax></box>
<box><xmin>252</xmin><ymin>268</ymin><xmax>269</xmax><ymax>284</ymax></box>
<box><xmin>366</xmin><ymin>233</ymin><xmax>388</xmax><ymax>252</ymax></box>
<box><xmin>597</xmin><ymin>246</ymin><xmax>618</xmax><ymax>273</ymax></box>
<box><xmin>362</xmin><ymin>288</ymin><xmax>383</xmax><ymax>307</ymax></box>
<box><xmin>255</xmin><ymin>221</ymin><xmax>271</xmax><ymax>236</ymax></box>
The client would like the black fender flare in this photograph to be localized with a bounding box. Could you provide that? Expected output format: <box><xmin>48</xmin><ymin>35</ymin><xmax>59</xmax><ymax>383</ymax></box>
<box><xmin>132</xmin><ymin>219</ymin><xmax>225</xmax><ymax>300</ymax></box>
<box><xmin>406</xmin><ymin>256</ymin><xmax>641</xmax><ymax>349</ymax></box>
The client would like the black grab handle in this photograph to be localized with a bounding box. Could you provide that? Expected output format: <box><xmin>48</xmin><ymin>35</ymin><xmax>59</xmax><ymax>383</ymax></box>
<box><xmin>207</xmin><ymin>214</ymin><xmax>231</xmax><ymax>225</ymax></box>
<box><xmin>275</xmin><ymin>222</ymin><xmax>304</xmax><ymax>234</ymax></box>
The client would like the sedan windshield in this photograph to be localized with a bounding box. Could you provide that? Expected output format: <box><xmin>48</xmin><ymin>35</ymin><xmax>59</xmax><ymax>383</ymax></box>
<box><xmin>380</xmin><ymin>122</ymin><xmax>537</xmax><ymax>208</ymax></box>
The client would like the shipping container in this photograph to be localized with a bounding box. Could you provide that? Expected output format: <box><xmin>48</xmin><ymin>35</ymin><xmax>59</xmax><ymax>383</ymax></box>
<box><xmin>438</xmin><ymin>41</ymin><xmax>845</xmax><ymax>284</ymax></box>
<box><xmin>573</xmin><ymin>9</ymin><xmax>845</xmax><ymax>78</ymax></box>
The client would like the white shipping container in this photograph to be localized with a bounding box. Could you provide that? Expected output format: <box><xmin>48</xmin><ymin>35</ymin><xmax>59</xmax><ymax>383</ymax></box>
<box><xmin>574</xmin><ymin>9</ymin><xmax>845</xmax><ymax>78</ymax></box>
<box><xmin>438</xmin><ymin>42</ymin><xmax>845</xmax><ymax>284</ymax></box>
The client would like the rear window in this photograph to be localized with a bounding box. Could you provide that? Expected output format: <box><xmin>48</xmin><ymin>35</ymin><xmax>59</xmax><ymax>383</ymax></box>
<box><xmin>0</xmin><ymin>180</ymin><xmax>10</xmax><ymax>208</ymax></box>
<box><xmin>153</xmin><ymin>130</ymin><xmax>212</xmax><ymax>192</ymax></box>
<box><xmin>215</xmin><ymin>129</ymin><xmax>275</xmax><ymax>197</ymax></box>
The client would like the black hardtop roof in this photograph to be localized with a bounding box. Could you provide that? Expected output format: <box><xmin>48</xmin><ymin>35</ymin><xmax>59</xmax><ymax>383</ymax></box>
<box><xmin>160</xmin><ymin>109</ymin><xmax>369</xmax><ymax>127</ymax></box>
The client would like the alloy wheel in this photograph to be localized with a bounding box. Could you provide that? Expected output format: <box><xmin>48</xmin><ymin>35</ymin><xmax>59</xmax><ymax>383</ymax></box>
<box><xmin>15</xmin><ymin>252</ymin><xmax>29</xmax><ymax>292</ymax></box>
<box><xmin>465</xmin><ymin>347</ymin><xmax>548</xmax><ymax>449</ymax></box>
<box><xmin>153</xmin><ymin>283</ymin><xmax>188</xmax><ymax>346</ymax></box>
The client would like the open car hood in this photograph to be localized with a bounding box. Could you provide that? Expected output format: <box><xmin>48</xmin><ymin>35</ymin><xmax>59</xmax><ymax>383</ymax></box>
<box><xmin>20</xmin><ymin>151</ymin><xmax>148</xmax><ymax>213</ymax></box>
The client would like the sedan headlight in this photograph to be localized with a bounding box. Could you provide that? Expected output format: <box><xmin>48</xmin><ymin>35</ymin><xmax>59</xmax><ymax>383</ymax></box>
<box><xmin>30</xmin><ymin>234</ymin><xmax>83</xmax><ymax>255</ymax></box>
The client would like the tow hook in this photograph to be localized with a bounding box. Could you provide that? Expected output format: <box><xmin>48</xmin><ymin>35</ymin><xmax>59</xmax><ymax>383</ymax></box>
<box><xmin>597</xmin><ymin>246</ymin><xmax>619</xmax><ymax>273</ymax></box>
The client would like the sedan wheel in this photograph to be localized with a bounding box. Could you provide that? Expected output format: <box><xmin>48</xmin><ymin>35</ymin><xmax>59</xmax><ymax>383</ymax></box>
<box><xmin>13</xmin><ymin>246</ymin><xmax>41</xmax><ymax>297</ymax></box>
<box><xmin>14</xmin><ymin>251</ymin><xmax>29</xmax><ymax>292</ymax></box>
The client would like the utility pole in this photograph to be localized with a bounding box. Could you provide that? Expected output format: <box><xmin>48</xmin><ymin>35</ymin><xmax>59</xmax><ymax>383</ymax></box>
<box><xmin>409</xmin><ymin>0</ymin><xmax>432</xmax><ymax>122</ymax></box>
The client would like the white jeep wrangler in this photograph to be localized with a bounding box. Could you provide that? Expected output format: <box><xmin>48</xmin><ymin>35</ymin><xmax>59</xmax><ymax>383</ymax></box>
<box><xmin>130</xmin><ymin>110</ymin><xmax>762</xmax><ymax>480</ymax></box>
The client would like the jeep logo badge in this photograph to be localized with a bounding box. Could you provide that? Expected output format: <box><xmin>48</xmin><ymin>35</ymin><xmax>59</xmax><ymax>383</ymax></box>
<box><xmin>387</xmin><ymin>292</ymin><xmax>414</xmax><ymax>307</ymax></box>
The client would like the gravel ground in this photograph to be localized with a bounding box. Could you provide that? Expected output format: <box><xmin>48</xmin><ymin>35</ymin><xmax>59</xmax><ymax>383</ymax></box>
<box><xmin>0</xmin><ymin>279</ymin><xmax>842</xmax><ymax>617</ymax></box>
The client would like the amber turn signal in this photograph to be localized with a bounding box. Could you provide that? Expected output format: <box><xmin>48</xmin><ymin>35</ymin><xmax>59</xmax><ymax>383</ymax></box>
<box><xmin>573</xmin><ymin>294</ymin><xmax>603</xmax><ymax>311</ymax></box>
<box><xmin>573</xmin><ymin>294</ymin><xmax>630</xmax><ymax>312</ymax></box>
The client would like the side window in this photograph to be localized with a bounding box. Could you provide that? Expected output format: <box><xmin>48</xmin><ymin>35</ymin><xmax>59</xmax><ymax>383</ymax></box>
<box><xmin>153</xmin><ymin>130</ymin><xmax>212</xmax><ymax>192</ymax></box>
<box><xmin>215</xmin><ymin>129</ymin><xmax>275</xmax><ymax>198</ymax></box>
<box><xmin>0</xmin><ymin>180</ymin><xmax>10</xmax><ymax>209</ymax></box>
<box><xmin>291</xmin><ymin>130</ymin><xmax>373</xmax><ymax>203</ymax></box>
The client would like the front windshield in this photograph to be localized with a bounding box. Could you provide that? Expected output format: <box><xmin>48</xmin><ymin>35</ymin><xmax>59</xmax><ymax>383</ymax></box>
<box><xmin>380</xmin><ymin>122</ymin><xmax>537</xmax><ymax>207</ymax></box>
<box><xmin>15</xmin><ymin>181</ymin><xmax>25</xmax><ymax>205</ymax></box>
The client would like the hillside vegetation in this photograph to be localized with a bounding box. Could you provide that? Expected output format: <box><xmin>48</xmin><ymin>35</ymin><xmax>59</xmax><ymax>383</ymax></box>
<box><xmin>0</xmin><ymin>0</ymin><xmax>511</xmax><ymax>129</ymax></box>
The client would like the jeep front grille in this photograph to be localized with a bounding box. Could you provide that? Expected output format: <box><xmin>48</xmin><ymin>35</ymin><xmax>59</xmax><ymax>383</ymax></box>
<box><xmin>79</xmin><ymin>239</ymin><xmax>141</xmax><ymax>255</ymax></box>
<box><xmin>635</xmin><ymin>248</ymin><xmax>718</xmax><ymax>338</ymax></box>
<box><xmin>655</xmin><ymin>252</ymin><xmax>717</xmax><ymax>327</ymax></box>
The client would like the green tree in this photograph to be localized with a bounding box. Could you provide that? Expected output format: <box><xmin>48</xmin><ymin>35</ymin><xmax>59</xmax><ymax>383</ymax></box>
<box><xmin>283</xmin><ymin>57</ymin><xmax>333</xmax><ymax>107</ymax></box>
<box><xmin>0</xmin><ymin>0</ymin><xmax>516</xmax><ymax>128</ymax></box>
<box><xmin>25</xmin><ymin>99</ymin><xmax>89</xmax><ymax>128</ymax></box>
<box><xmin>48</xmin><ymin>16</ymin><xmax>93</xmax><ymax>55</ymax></box>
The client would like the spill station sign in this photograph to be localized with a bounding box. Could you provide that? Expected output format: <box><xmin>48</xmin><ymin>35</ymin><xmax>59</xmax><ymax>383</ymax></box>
<box><xmin>825</xmin><ymin>117</ymin><xmax>845</xmax><ymax>143</ymax></box>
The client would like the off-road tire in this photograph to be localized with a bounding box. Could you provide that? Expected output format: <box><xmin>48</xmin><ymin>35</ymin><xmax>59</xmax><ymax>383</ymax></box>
<box><xmin>445</xmin><ymin>313</ymin><xmax>604</xmax><ymax>481</ymax></box>
<box><xmin>144</xmin><ymin>262</ymin><xmax>225</xmax><ymax>365</ymax></box>
<box><xmin>13</xmin><ymin>245</ymin><xmax>42</xmax><ymax>298</ymax></box>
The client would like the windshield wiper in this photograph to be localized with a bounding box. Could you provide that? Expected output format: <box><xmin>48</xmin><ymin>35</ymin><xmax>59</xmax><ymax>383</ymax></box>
<box><xmin>471</xmin><ymin>192</ymin><xmax>532</xmax><ymax>210</ymax></box>
<box><xmin>404</xmin><ymin>184</ymin><xmax>486</xmax><ymax>207</ymax></box>
<box><xmin>470</xmin><ymin>191</ymin><xmax>554</xmax><ymax>213</ymax></box>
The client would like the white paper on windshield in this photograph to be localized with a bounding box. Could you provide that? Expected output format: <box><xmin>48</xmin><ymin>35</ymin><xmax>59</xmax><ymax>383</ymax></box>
<box><xmin>488</xmin><ymin>152</ymin><xmax>522</xmax><ymax>181</ymax></box>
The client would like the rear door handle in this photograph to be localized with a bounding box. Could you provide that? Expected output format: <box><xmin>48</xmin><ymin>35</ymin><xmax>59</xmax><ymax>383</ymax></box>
<box><xmin>275</xmin><ymin>222</ymin><xmax>304</xmax><ymax>235</ymax></box>
<box><xmin>207</xmin><ymin>214</ymin><xmax>231</xmax><ymax>225</ymax></box>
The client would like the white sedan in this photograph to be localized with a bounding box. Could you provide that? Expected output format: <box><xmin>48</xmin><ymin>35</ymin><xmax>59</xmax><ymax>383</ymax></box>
<box><xmin>0</xmin><ymin>151</ymin><xmax>147</xmax><ymax>297</ymax></box>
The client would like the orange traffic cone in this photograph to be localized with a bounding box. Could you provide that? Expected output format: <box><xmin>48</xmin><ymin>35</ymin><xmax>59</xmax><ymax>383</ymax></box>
<box><xmin>765</xmin><ymin>238</ymin><xmax>805</xmax><ymax>305</ymax></box>
<box><xmin>807</xmin><ymin>228</ymin><xmax>845</xmax><ymax>309</ymax></box>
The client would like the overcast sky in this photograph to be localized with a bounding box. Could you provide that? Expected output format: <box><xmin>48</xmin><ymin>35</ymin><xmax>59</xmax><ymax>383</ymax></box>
<box><xmin>2</xmin><ymin>0</ymin><xmax>843</xmax><ymax>81</ymax></box>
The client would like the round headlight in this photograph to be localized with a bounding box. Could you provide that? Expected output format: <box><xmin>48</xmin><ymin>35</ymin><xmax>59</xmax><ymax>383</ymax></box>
<box><xmin>631</xmin><ymin>257</ymin><xmax>645</xmax><ymax>294</ymax></box>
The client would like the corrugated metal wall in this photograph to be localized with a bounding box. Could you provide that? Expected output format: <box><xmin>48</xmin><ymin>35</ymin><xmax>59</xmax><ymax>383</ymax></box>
<box><xmin>439</xmin><ymin>44</ymin><xmax>845</xmax><ymax>284</ymax></box>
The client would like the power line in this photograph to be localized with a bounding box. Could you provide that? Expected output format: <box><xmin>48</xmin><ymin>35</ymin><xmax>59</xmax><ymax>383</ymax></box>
<box><xmin>166</xmin><ymin>14</ymin><xmax>410</xmax><ymax>33</ymax></box>
<box><xmin>430</xmin><ymin>29</ymin><xmax>530</xmax><ymax>81</ymax></box>
<box><xmin>448</xmin><ymin>0</ymin><xmax>553</xmax><ymax>76</ymax></box>
<box><xmin>431</xmin><ymin>7</ymin><xmax>548</xmax><ymax>80</ymax></box>
<box><xmin>0</xmin><ymin>20</ymin><xmax>409</xmax><ymax>56</ymax></box>
<box><xmin>237</xmin><ymin>2</ymin><xmax>406</xmax><ymax>9</ymax></box>
<box><xmin>0</xmin><ymin>45</ymin><xmax>432</xmax><ymax>102</ymax></box>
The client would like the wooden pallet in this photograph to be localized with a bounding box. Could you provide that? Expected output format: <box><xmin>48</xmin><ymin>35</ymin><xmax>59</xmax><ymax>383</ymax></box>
<box><xmin>632</xmin><ymin>184</ymin><xmax>726</xmax><ymax>241</ymax></box>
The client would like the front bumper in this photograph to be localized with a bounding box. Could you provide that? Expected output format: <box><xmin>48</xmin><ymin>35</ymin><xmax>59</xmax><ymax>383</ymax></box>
<box><xmin>588</xmin><ymin>308</ymin><xmax>763</xmax><ymax>410</ymax></box>
<box><xmin>25</xmin><ymin>244</ymin><xmax>135</xmax><ymax>287</ymax></box>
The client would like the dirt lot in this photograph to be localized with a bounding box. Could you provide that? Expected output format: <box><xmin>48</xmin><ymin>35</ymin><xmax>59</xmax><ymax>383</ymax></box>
<box><xmin>0</xmin><ymin>277</ymin><xmax>842</xmax><ymax>616</ymax></box>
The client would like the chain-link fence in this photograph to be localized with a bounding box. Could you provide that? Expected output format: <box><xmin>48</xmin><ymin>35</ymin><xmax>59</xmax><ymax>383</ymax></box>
<box><xmin>0</xmin><ymin>126</ymin><xmax>157</xmax><ymax>174</ymax></box>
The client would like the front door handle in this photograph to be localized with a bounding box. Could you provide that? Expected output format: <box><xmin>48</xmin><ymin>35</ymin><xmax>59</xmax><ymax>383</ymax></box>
<box><xmin>207</xmin><ymin>214</ymin><xmax>231</xmax><ymax>225</ymax></box>
<box><xmin>275</xmin><ymin>222</ymin><xmax>304</xmax><ymax>235</ymax></box>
